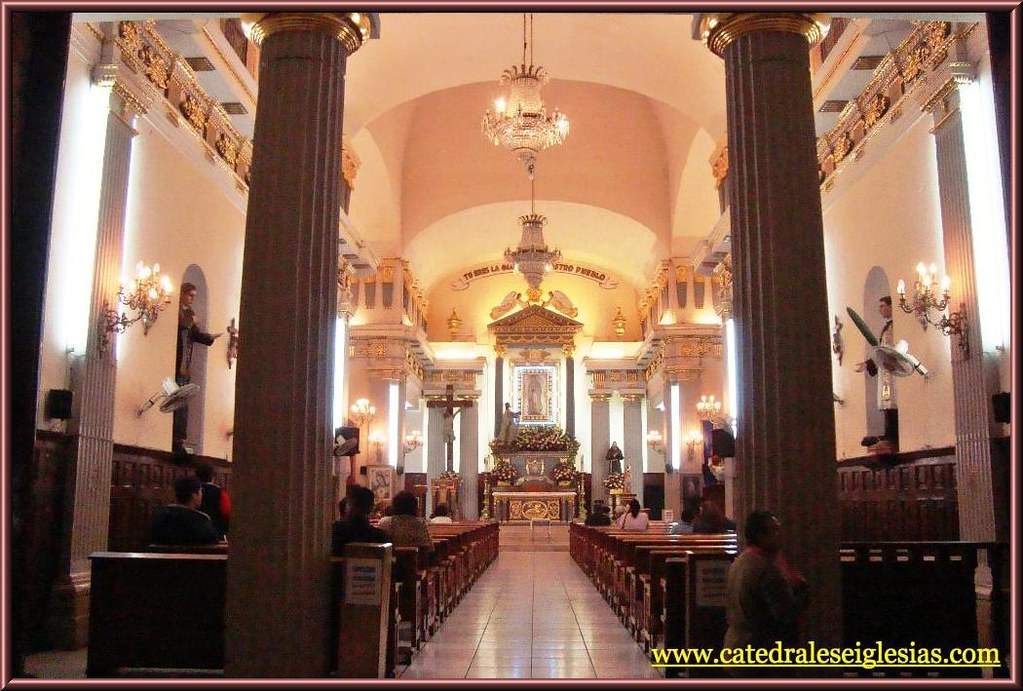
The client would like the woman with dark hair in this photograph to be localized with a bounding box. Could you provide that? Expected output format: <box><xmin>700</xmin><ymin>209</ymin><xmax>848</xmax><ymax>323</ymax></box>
<box><xmin>614</xmin><ymin>498</ymin><xmax>649</xmax><ymax>531</ymax></box>
<box><xmin>429</xmin><ymin>503</ymin><xmax>453</xmax><ymax>523</ymax></box>
<box><xmin>379</xmin><ymin>490</ymin><xmax>434</xmax><ymax>552</ymax></box>
<box><xmin>724</xmin><ymin>509</ymin><xmax>809</xmax><ymax>666</ymax></box>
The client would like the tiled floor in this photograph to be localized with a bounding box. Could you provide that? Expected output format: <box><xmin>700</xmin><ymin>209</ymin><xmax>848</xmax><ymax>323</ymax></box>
<box><xmin>400</xmin><ymin>551</ymin><xmax>662</xmax><ymax>679</ymax></box>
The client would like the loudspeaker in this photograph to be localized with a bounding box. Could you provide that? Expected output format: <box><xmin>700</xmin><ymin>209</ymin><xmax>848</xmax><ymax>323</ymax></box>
<box><xmin>710</xmin><ymin>428</ymin><xmax>735</xmax><ymax>458</ymax></box>
<box><xmin>45</xmin><ymin>389</ymin><xmax>73</xmax><ymax>420</ymax></box>
<box><xmin>992</xmin><ymin>392</ymin><xmax>1010</xmax><ymax>424</ymax></box>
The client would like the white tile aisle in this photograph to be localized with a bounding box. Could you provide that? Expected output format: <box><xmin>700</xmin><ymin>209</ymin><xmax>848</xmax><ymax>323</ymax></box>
<box><xmin>399</xmin><ymin>551</ymin><xmax>662</xmax><ymax>679</ymax></box>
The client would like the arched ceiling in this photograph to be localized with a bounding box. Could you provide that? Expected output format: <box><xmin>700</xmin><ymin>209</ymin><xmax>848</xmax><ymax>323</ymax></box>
<box><xmin>406</xmin><ymin>200</ymin><xmax>660</xmax><ymax>292</ymax></box>
<box><xmin>341</xmin><ymin>12</ymin><xmax>728</xmax><ymax>286</ymax></box>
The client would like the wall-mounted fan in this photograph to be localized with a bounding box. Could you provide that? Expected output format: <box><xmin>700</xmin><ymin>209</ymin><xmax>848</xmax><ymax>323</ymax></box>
<box><xmin>137</xmin><ymin>377</ymin><xmax>200</xmax><ymax>417</ymax></box>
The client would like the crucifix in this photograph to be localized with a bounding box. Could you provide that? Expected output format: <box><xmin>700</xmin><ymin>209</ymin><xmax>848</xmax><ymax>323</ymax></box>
<box><xmin>426</xmin><ymin>384</ymin><xmax>475</xmax><ymax>472</ymax></box>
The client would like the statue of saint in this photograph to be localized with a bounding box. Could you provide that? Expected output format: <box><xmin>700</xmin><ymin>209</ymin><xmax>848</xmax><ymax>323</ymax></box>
<box><xmin>499</xmin><ymin>402</ymin><xmax>520</xmax><ymax>443</ymax></box>
<box><xmin>853</xmin><ymin>296</ymin><xmax>899</xmax><ymax>444</ymax></box>
<box><xmin>442</xmin><ymin>406</ymin><xmax>462</xmax><ymax>447</ymax></box>
<box><xmin>526</xmin><ymin>377</ymin><xmax>544</xmax><ymax>417</ymax></box>
<box><xmin>174</xmin><ymin>282</ymin><xmax>221</xmax><ymax>452</ymax></box>
<box><xmin>606</xmin><ymin>441</ymin><xmax>624</xmax><ymax>475</ymax></box>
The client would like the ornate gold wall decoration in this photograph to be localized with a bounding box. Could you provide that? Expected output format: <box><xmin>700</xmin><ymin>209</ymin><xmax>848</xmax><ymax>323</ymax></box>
<box><xmin>118</xmin><ymin>21</ymin><xmax>142</xmax><ymax>57</ymax></box>
<box><xmin>831</xmin><ymin>131</ymin><xmax>852</xmax><ymax>163</ymax></box>
<box><xmin>861</xmin><ymin>92</ymin><xmax>890</xmax><ymax>129</ymax></box>
<box><xmin>139</xmin><ymin>44</ymin><xmax>170</xmax><ymax>91</ymax></box>
<box><xmin>341</xmin><ymin>142</ymin><xmax>360</xmax><ymax>189</ymax></box>
<box><xmin>215</xmin><ymin>133</ymin><xmax>238</xmax><ymax>165</ymax></box>
<box><xmin>711</xmin><ymin>146</ymin><xmax>729</xmax><ymax>187</ymax></box>
<box><xmin>180</xmin><ymin>93</ymin><xmax>208</xmax><ymax>133</ymax></box>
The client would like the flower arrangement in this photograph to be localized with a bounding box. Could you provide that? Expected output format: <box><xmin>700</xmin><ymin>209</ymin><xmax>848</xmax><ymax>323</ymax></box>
<box><xmin>604</xmin><ymin>471</ymin><xmax>625</xmax><ymax>492</ymax></box>
<box><xmin>438</xmin><ymin>470</ymin><xmax>460</xmax><ymax>482</ymax></box>
<box><xmin>550</xmin><ymin>460</ymin><xmax>578</xmax><ymax>483</ymax></box>
<box><xmin>490</xmin><ymin>425</ymin><xmax>581</xmax><ymax>455</ymax></box>
<box><xmin>491</xmin><ymin>459</ymin><xmax>519</xmax><ymax>483</ymax></box>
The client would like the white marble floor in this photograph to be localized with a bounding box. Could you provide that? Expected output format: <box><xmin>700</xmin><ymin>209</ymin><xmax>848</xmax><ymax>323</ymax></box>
<box><xmin>400</xmin><ymin>551</ymin><xmax>662</xmax><ymax>679</ymax></box>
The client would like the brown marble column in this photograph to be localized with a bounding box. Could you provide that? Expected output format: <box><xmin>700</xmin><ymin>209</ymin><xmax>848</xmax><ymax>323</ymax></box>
<box><xmin>697</xmin><ymin>13</ymin><xmax>841</xmax><ymax>644</ymax></box>
<box><xmin>225</xmin><ymin>12</ymin><xmax>370</xmax><ymax>677</ymax></box>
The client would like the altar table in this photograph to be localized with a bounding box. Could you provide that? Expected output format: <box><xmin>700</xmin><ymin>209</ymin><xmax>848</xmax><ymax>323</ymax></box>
<box><xmin>492</xmin><ymin>490</ymin><xmax>577</xmax><ymax>523</ymax></box>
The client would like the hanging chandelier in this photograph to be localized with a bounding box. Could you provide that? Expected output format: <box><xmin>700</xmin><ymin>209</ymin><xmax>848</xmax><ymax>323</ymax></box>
<box><xmin>482</xmin><ymin>13</ymin><xmax>569</xmax><ymax>179</ymax></box>
<box><xmin>505</xmin><ymin>179</ymin><xmax>561</xmax><ymax>291</ymax></box>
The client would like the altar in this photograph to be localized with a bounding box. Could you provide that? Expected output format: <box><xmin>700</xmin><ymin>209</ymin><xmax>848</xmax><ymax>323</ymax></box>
<box><xmin>492</xmin><ymin>490</ymin><xmax>577</xmax><ymax>523</ymax></box>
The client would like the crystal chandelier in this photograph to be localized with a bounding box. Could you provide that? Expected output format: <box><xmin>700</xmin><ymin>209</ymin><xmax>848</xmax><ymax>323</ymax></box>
<box><xmin>504</xmin><ymin>179</ymin><xmax>561</xmax><ymax>291</ymax></box>
<box><xmin>482</xmin><ymin>13</ymin><xmax>569</xmax><ymax>179</ymax></box>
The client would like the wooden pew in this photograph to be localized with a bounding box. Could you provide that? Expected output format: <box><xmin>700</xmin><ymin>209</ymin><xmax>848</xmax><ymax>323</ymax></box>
<box><xmin>87</xmin><ymin>552</ymin><xmax>226</xmax><ymax>677</ymax></box>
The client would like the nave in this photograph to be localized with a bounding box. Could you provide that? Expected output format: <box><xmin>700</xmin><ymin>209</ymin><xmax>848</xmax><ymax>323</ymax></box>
<box><xmin>400</xmin><ymin>550</ymin><xmax>659</xmax><ymax>679</ymax></box>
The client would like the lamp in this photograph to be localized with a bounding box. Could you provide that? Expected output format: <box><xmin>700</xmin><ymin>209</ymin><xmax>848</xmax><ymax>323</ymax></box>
<box><xmin>369</xmin><ymin>431</ymin><xmax>385</xmax><ymax>465</ymax></box>
<box><xmin>481</xmin><ymin>13</ymin><xmax>569</xmax><ymax>178</ymax></box>
<box><xmin>686</xmin><ymin>430</ymin><xmax>702</xmax><ymax>464</ymax></box>
<box><xmin>101</xmin><ymin>260</ymin><xmax>173</xmax><ymax>350</ymax></box>
<box><xmin>403</xmin><ymin>429</ymin><xmax>423</xmax><ymax>454</ymax></box>
<box><xmin>612</xmin><ymin>307</ymin><xmax>627</xmax><ymax>338</ymax></box>
<box><xmin>446</xmin><ymin>309</ymin><xmax>462</xmax><ymax>340</ymax></box>
<box><xmin>646</xmin><ymin>429</ymin><xmax>664</xmax><ymax>455</ymax></box>
<box><xmin>897</xmin><ymin>262</ymin><xmax>969</xmax><ymax>356</ymax></box>
<box><xmin>349</xmin><ymin>398</ymin><xmax>376</xmax><ymax>428</ymax></box>
<box><xmin>696</xmin><ymin>395</ymin><xmax>727</xmax><ymax>426</ymax></box>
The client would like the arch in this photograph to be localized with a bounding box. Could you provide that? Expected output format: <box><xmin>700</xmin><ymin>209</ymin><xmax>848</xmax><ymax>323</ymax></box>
<box><xmin>175</xmin><ymin>264</ymin><xmax>210</xmax><ymax>454</ymax></box>
<box><xmin>862</xmin><ymin>266</ymin><xmax>893</xmax><ymax>440</ymax></box>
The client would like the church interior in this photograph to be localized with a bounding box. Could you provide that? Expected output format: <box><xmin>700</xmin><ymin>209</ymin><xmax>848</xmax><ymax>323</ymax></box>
<box><xmin>7</xmin><ymin>9</ymin><xmax>1015</xmax><ymax>681</ymax></box>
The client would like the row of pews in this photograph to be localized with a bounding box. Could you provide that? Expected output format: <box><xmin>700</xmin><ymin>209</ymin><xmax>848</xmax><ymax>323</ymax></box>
<box><xmin>570</xmin><ymin>522</ymin><xmax>738</xmax><ymax>677</ymax></box>
<box><xmin>571</xmin><ymin>522</ymin><xmax>1010</xmax><ymax>678</ymax></box>
<box><xmin>86</xmin><ymin>521</ymin><xmax>498</xmax><ymax>678</ymax></box>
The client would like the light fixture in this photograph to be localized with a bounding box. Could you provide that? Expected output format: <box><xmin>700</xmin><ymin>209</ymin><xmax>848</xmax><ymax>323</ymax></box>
<box><xmin>646</xmin><ymin>429</ymin><xmax>664</xmax><ymax>455</ymax></box>
<box><xmin>481</xmin><ymin>13</ymin><xmax>569</xmax><ymax>179</ymax></box>
<box><xmin>101</xmin><ymin>260</ymin><xmax>173</xmax><ymax>351</ymax></box>
<box><xmin>612</xmin><ymin>307</ymin><xmax>627</xmax><ymax>338</ymax></box>
<box><xmin>504</xmin><ymin>178</ymin><xmax>561</xmax><ymax>290</ymax></box>
<box><xmin>369</xmin><ymin>430</ymin><xmax>386</xmax><ymax>464</ymax></box>
<box><xmin>686</xmin><ymin>430</ymin><xmax>703</xmax><ymax>463</ymax></box>
<box><xmin>350</xmin><ymin>398</ymin><xmax>376</xmax><ymax>428</ymax></box>
<box><xmin>897</xmin><ymin>262</ymin><xmax>969</xmax><ymax>356</ymax></box>
<box><xmin>403</xmin><ymin>429</ymin><xmax>423</xmax><ymax>454</ymax></box>
<box><xmin>447</xmin><ymin>309</ymin><xmax>463</xmax><ymax>340</ymax></box>
<box><xmin>696</xmin><ymin>394</ymin><xmax>723</xmax><ymax>421</ymax></box>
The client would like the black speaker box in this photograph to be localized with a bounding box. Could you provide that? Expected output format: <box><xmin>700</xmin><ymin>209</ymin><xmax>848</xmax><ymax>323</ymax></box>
<box><xmin>338</xmin><ymin>426</ymin><xmax>360</xmax><ymax>455</ymax></box>
<box><xmin>992</xmin><ymin>392</ymin><xmax>1010</xmax><ymax>424</ymax></box>
<box><xmin>711</xmin><ymin>428</ymin><xmax>736</xmax><ymax>458</ymax></box>
<box><xmin>45</xmin><ymin>389</ymin><xmax>73</xmax><ymax>420</ymax></box>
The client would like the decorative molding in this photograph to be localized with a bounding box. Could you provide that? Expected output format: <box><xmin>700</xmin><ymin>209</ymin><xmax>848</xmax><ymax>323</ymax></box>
<box><xmin>816</xmin><ymin>21</ymin><xmax>973</xmax><ymax>190</ymax></box>
<box><xmin>449</xmin><ymin>259</ymin><xmax>619</xmax><ymax>291</ymax></box>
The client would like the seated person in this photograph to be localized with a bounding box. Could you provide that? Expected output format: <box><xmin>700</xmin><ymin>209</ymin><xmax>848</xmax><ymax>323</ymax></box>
<box><xmin>669</xmin><ymin>507</ymin><xmax>697</xmax><ymax>534</ymax></box>
<box><xmin>614</xmin><ymin>499</ymin><xmax>650</xmax><ymax>531</ymax></box>
<box><xmin>584</xmin><ymin>504</ymin><xmax>612</xmax><ymax>527</ymax></box>
<box><xmin>379</xmin><ymin>491</ymin><xmax>434</xmax><ymax>553</ymax></box>
<box><xmin>195</xmin><ymin>462</ymin><xmax>231</xmax><ymax>540</ymax></box>
<box><xmin>429</xmin><ymin>503</ymin><xmax>454</xmax><ymax>523</ymax></box>
<box><xmin>332</xmin><ymin>486</ymin><xmax>388</xmax><ymax>555</ymax></box>
<box><xmin>150</xmin><ymin>476</ymin><xmax>221</xmax><ymax>546</ymax></box>
<box><xmin>692</xmin><ymin>499</ymin><xmax>736</xmax><ymax>534</ymax></box>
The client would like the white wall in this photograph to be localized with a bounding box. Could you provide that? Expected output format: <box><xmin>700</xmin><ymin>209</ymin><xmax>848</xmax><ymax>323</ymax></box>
<box><xmin>112</xmin><ymin>124</ymin><xmax>246</xmax><ymax>459</ymax></box>
<box><xmin>823</xmin><ymin>116</ymin><xmax>955</xmax><ymax>459</ymax></box>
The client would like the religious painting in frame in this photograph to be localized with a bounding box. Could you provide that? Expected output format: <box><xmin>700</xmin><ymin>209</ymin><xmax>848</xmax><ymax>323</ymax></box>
<box><xmin>514</xmin><ymin>365</ymin><xmax>557</xmax><ymax>425</ymax></box>
<box><xmin>366</xmin><ymin>464</ymin><xmax>396</xmax><ymax>506</ymax></box>
<box><xmin>681</xmin><ymin>473</ymin><xmax>703</xmax><ymax>513</ymax></box>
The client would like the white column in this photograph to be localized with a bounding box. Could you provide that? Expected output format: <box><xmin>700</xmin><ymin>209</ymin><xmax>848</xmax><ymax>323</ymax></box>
<box><xmin>425</xmin><ymin>405</ymin><xmax>445</xmax><ymax>516</ymax></box>
<box><xmin>623</xmin><ymin>395</ymin><xmax>645</xmax><ymax>505</ymax></box>
<box><xmin>459</xmin><ymin>404</ymin><xmax>479</xmax><ymax>519</ymax></box>
<box><xmin>589</xmin><ymin>394</ymin><xmax>610</xmax><ymax>503</ymax></box>
<box><xmin>49</xmin><ymin>80</ymin><xmax>139</xmax><ymax>649</ymax></box>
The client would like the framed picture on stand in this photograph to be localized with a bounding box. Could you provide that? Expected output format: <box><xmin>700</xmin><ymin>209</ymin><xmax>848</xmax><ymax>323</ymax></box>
<box><xmin>366</xmin><ymin>464</ymin><xmax>396</xmax><ymax>506</ymax></box>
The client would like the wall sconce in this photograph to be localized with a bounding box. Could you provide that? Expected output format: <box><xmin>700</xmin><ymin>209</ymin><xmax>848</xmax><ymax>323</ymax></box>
<box><xmin>447</xmin><ymin>309</ymin><xmax>462</xmax><ymax>340</ymax></box>
<box><xmin>696</xmin><ymin>394</ymin><xmax>728</xmax><ymax>426</ymax></box>
<box><xmin>101</xmin><ymin>261</ymin><xmax>173</xmax><ymax>350</ymax></box>
<box><xmin>403</xmin><ymin>429</ymin><xmax>423</xmax><ymax>454</ymax></box>
<box><xmin>686</xmin><ymin>430</ymin><xmax>702</xmax><ymax>463</ymax></box>
<box><xmin>369</xmin><ymin>431</ymin><xmax>386</xmax><ymax>464</ymax></box>
<box><xmin>897</xmin><ymin>262</ymin><xmax>969</xmax><ymax>357</ymax></box>
<box><xmin>612</xmin><ymin>307</ymin><xmax>626</xmax><ymax>338</ymax></box>
<box><xmin>349</xmin><ymin>398</ymin><xmax>376</xmax><ymax>428</ymax></box>
<box><xmin>646</xmin><ymin>429</ymin><xmax>664</xmax><ymax>455</ymax></box>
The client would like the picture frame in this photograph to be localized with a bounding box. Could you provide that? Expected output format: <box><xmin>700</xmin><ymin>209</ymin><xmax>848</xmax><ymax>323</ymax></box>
<box><xmin>366</xmin><ymin>464</ymin><xmax>396</xmax><ymax>505</ymax></box>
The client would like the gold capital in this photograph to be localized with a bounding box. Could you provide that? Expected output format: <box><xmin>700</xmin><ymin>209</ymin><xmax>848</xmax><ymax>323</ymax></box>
<box><xmin>697</xmin><ymin>13</ymin><xmax>830</xmax><ymax>58</ymax></box>
<box><xmin>242</xmin><ymin>12</ymin><xmax>371</xmax><ymax>54</ymax></box>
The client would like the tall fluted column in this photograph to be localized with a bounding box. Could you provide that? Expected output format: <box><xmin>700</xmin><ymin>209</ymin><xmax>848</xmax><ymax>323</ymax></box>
<box><xmin>622</xmin><ymin>395</ymin><xmax>644</xmax><ymax>504</ymax></box>
<box><xmin>426</xmin><ymin>405</ymin><xmax>446</xmax><ymax>516</ymax></box>
<box><xmin>225</xmin><ymin>13</ymin><xmax>368</xmax><ymax>677</ymax></box>
<box><xmin>493</xmin><ymin>348</ymin><xmax>504</xmax><ymax>438</ymax></box>
<box><xmin>589</xmin><ymin>394</ymin><xmax>610</xmax><ymax>504</ymax></box>
<box><xmin>924</xmin><ymin>71</ymin><xmax>1008</xmax><ymax>542</ymax></box>
<box><xmin>49</xmin><ymin>79</ymin><xmax>140</xmax><ymax>649</ymax></box>
<box><xmin>459</xmin><ymin>403</ymin><xmax>479</xmax><ymax>519</ymax></box>
<box><xmin>564</xmin><ymin>345</ymin><xmax>576</xmax><ymax>436</ymax></box>
<box><xmin>697</xmin><ymin>13</ymin><xmax>840</xmax><ymax>644</ymax></box>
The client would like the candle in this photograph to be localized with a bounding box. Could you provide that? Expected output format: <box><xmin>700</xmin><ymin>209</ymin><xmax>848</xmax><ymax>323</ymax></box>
<box><xmin>897</xmin><ymin>279</ymin><xmax>906</xmax><ymax>295</ymax></box>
